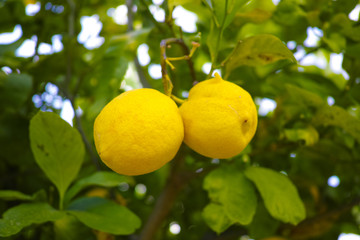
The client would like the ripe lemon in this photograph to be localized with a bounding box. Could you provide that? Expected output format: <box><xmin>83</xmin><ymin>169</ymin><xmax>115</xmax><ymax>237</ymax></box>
<box><xmin>93</xmin><ymin>88</ymin><xmax>184</xmax><ymax>176</ymax></box>
<box><xmin>179</xmin><ymin>73</ymin><xmax>257</xmax><ymax>159</ymax></box>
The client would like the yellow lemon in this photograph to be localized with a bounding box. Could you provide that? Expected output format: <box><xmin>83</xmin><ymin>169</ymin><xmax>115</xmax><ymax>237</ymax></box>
<box><xmin>179</xmin><ymin>73</ymin><xmax>257</xmax><ymax>159</ymax></box>
<box><xmin>93</xmin><ymin>88</ymin><xmax>184</xmax><ymax>176</ymax></box>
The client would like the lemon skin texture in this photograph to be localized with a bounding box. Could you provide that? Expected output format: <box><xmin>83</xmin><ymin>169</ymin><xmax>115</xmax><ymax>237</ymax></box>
<box><xmin>94</xmin><ymin>88</ymin><xmax>184</xmax><ymax>176</ymax></box>
<box><xmin>179</xmin><ymin>73</ymin><xmax>257</xmax><ymax>159</ymax></box>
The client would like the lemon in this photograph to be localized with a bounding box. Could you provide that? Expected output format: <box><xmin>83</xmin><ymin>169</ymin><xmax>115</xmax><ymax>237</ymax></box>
<box><xmin>93</xmin><ymin>88</ymin><xmax>184</xmax><ymax>176</ymax></box>
<box><xmin>179</xmin><ymin>73</ymin><xmax>257</xmax><ymax>159</ymax></box>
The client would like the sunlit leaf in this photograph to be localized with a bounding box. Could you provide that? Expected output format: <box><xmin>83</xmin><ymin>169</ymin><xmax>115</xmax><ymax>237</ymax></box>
<box><xmin>244</xmin><ymin>166</ymin><xmax>306</xmax><ymax>225</ymax></box>
<box><xmin>235</xmin><ymin>9</ymin><xmax>272</xmax><ymax>24</ymax></box>
<box><xmin>222</xmin><ymin>34</ymin><xmax>296</xmax><ymax>73</ymax></box>
<box><xmin>202</xmin><ymin>203</ymin><xmax>233</xmax><ymax>234</ymax></box>
<box><xmin>29</xmin><ymin>111</ymin><xmax>85</xmax><ymax>205</ymax></box>
<box><xmin>208</xmin><ymin>0</ymin><xmax>250</xmax><ymax>28</ymax></box>
<box><xmin>207</xmin><ymin>21</ymin><xmax>221</xmax><ymax>63</ymax></box>
<box><xmin>206</xmin><ymin>0</ymin><xmax>251</xmax><ymax>62</ymax></box>
<box><xmin>203</xmin><ymin>166</ymin><xmax>257</xmax><ymax>228</ymax></box>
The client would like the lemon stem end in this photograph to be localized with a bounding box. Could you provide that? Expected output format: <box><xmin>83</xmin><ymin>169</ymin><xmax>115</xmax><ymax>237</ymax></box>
<box><xmin>214</xmin><ymin>72</ymin><xmax>223</xmax><ymax>82</ymax></box>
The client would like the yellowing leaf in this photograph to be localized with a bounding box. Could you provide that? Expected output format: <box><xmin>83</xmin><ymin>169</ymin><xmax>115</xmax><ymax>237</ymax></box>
<box><xmin>222</xmin><ymin>34</ymin><xmax>296</xmax><ymax>73</ymax></box>
<box><xmin>284</xmin><ymin>126</ymin><xmax>319</xmax><ymax>146</ymax></box>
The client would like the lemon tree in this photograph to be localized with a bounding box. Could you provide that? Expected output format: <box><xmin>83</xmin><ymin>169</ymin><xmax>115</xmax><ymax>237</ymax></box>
<box><xmin>1</xmin><ymin>0</ymin><xmax>360</xmax><ymax>240</ymax></box>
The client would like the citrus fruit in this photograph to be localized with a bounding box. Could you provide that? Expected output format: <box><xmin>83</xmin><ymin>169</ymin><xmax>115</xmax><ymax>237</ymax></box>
<box><xmin>179</xmin><ymin>73</ymin><xmax>257</xmax><ymax>159</ymax></box>
<box><xmin>93</xmin><ymin>88</ymin><xmax>184</xmax><ymax>176</ymax></box>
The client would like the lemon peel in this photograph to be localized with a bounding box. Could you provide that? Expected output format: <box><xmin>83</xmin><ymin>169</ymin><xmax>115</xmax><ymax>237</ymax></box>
<box><xmin>179</xmin><ymin>73</ymin><xmax>257</xmax><ymax>159</ymax></box>
<box><xmin>94</xmin><ymin>88</ymin><xmax>184</xmax><ymax>176</ymax></box>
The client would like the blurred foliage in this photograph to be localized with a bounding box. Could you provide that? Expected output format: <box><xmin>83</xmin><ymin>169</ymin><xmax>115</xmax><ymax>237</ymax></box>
<box><xmin>0</xmin><ymin>0</ymin><xmax>360</xmax><ymax>239</ymax></box>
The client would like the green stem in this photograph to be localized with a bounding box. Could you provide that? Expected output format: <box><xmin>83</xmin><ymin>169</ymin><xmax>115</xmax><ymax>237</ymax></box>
<box><xmin>59</xmin><ymin>192</ymin><xmax>64</xmax><ymax>210</ymax></box>
<box><xmin>171</xmin><ymin>95</ymin><xmax>185</xmax><ymax>104</ymax></box>
<box><xmin>139</xmin><ymin>0</ymin><xmax>166</xmax><ymax>33</ymax></box>
<box><xmin>206</xmin><ymin>0</ymin><xmax>229</xmax><ymax>79</ymax></box>
<box><xmin>160</xmin><ymin>38</ymin><xmax>198</xmax><ymax>95</ymax></box>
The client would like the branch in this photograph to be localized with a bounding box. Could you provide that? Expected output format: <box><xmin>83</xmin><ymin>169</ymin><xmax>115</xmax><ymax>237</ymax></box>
<box><xmin>160</xmin><ymin>38</ymin><xmax>198</xmax><ymax>96</ymax></box>
<box><xmin>205</xmin><ymin>0</ymin><xmax>229</xmax><ymax>79</ymax></box>
<box><xmin>65</xmin><ymin>0</ymin><xmax>75</xmax><ymax>90</ymax></box>
<box><xmin>69</xmin><ymin>98</ymin><xmax>101</xmax><ymax>170</ymax></box>
<box><xmin>64</xmin><ymin>0</ymin><xmax>101</xmax><ymax>170</ymax></box>
<box><xmin>288</xmin><ymin>197</ymin><xmax>360</xmax><ymax>239</ymax></box>
<box><xmin>138</xmin><ymin>146</ymin><xmax>188</xmax><ymax>240</ymax></box>
<box><xmin>138</xmin><ymin>34</ymin><xmax>201</xmax><ymax>240</ymax></box>
<box><xmin>138</xmin><ymin>147</ymin><xmax>218</xmax><ymax>240</ymax></box>
<box><xmin>139</xmin><ymin>0</ymin><xmax>166</xmax><ymax>33</ymax></box>
<box><xmin>126</xmin><ymin>0</ymin><xmax>151</xmax><ymax>88</ymax></box>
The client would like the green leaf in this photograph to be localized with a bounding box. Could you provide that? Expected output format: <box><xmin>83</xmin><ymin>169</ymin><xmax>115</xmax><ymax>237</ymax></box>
<box><xmin>248</xmin><ymin>202</ymin><xmax>280</xmax><ymax>239</ymax></box>
<box><xmin>67</xmin><ymin>197</ymin><xmax>141</xmax><ymax>235</ymax></box>
<box><xmin>284</xmin><ymin>126</ymin><xmax>319</xmax><ymax>146</ymax></box>
<box><xmin>284</xmin><ymin>84</ymin><xmax>360</xmax><ymax>143</ymax></box>
<box><xmin>110</xmin><ymin>28</ymin><xmax>151</xmax><ymax>57</ymax></box>
<box><xmin>203</xmin><ymin>166</ymin><xmax>257</xmax><ymax>226</ymax></box>
<box><xmin>0</xmin><ymin>73</ymin><xmax>32</xmax><ymax>111</ymax></box>
<box><xmin>272</xmin><ymin>0</ymin><xmax>306</xmax><ymax>26</ymax></box>
<box><xmin>244</xmin><ymin>166</ymin><xmax>306</xmax><ymax>225</ymax></box>
<box><xmin>331</xmin><ymin>0</ymin><xmax>358</xmax><ymax>15</ymax></box>
<box><xmin>0</xmin><ymin>39</ymin><xmax>24</xmax><ymax>55</ymax></box>
<box><xmin>235</xmin><ymin>9</ymin><xmax>272</xmax><ymax>24</ymax></box>
<box><xmin>96</xmin><ymin>56</ymin><xmax>128</xmax><ymax>86</ymax></box>
<box><xmin>207</xmin><ymin>20</ymin><xmax>221</xmax><ymax>63</ymax></box>
<box><xmin>54</xmin><ymin>214</ymin><xmax>95</xmax><ymax>240</ymax></box>
<box><xmin>168</xmin><ymin>0</ymin><xmax>194</xmax><ymax>11</ymax></box>
<box><xmin>346</xmin><ymin>43</ymin><xmax>360</xmax><ymax>60</ymax></box>
<box><xmin>313</xmin><ymin>105</ymin><xmax>360</xmax><ymax>143</ymax></box>
<box><xmin>323</xmin><ymin>33</ymin><xmax>346</xmax><ymax>54</ymax></box>
<box><xmin>65</xmin><ymin>171</ymin><xmax>134</xmax><ymax>205</ymax></box>
<box><xmin>208</xmin><ymin>0</ymin><xmax>250</xmax><ymax>28</ymax></box>
<box><xmin>0</xmin><ymin>203</ymin><xmax>65</xmax><ymax>237</ymax></box>
<box><xmin>0</xmin><ymin>190</ymin><xmax>33</xmax><ymax>201</ymax></box>
<box><xmin>202</xmin><ymin>203</ymin><xmax>234</xmax><ymax>234</ymax></box>
<box><xmin>29</xmin><ymin>111</ymin><xmax>85</xmax><ymax>206</ymax></box>
<box><xmin>222</xmin><ymin>34</ymin><xmax>296</xmax><ymax>73</ymax></box>
<box><xmin>88</xmin><ymin>56</ymin><xmax>129</xmax><ymax>119</ymax></box>
<box><xmin>285</xmin><ymin>84</ymin><xmax>324</xmax><ymax>108</ymax></box>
